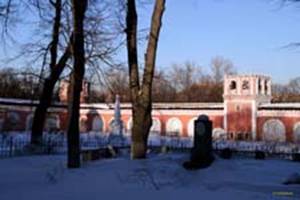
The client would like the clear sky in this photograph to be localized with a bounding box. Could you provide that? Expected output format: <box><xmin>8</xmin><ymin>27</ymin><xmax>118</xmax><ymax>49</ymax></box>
<box><xmin>150</xmin><ymin>0</ymin><xmax>300</xmax><ymax>83</ymax></box>
<box><xmin>0</xmin><ymin>0</ymin><xmax>299</xmax><ymax>84</ymax></box>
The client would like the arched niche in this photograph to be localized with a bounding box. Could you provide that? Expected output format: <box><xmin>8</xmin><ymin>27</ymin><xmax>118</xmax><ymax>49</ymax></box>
<box><xmin>126</xmin><ymin>117</ymin><xmax>161</xmax><ymax>136</ymax></box>
<box><xmin>92</xmin><ymin>115</ymin><xmax>104</xmax><ymax>132</ymax></box>
<box><xmin>166</xmin><ymin>117</ymin><xmax>182</xmax><ymax>136</ymax></box>
<box><xmin>150</xmin><ymin>118</ymin><xmax>161</xmax><ymax>135</ymax></box>
<box><xmin>6</xmin><ymin>112</ymin><xmax>20</xmax><ymax>131</ymax></box>
<box><xmin>45</xmin><ymin>115</ymin><xmax>60</xmax><ymax>132</ymax></box>
<box><xmin>212</xmin><ymin>128</ymin><xmax>226</xmax><ymax>140</ymax></box>
<box><xmin>293</xmin><ymin>122</ymin><xmax>300</xmax><ymax>143</ymax></box>
<box><xmin>25</xmin><ymin>114</ymin><xmax>34</xmax><ymax>131</ymax></box>
<box><xmin>262</xmin><ymin>119</ymin><xmax>286</xmax><ymax>142</ymax></box>
<box><xmin>127</xmin><ymin>117</ymin><xmax>132</xmax><ymax>131</ymax></box>
<box><xmin>79</xmin><ymin>116</ymin><xmax>88</xmax><ymax>133</ymax></box>
<box><xmin>187</xmin><ymin>117</ymin><xmax>197</xmax><ymax>137</ymax></box>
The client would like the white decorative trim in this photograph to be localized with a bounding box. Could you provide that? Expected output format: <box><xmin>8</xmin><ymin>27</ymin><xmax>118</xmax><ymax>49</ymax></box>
<box><xmin>152</xmin><ymin>110</ymin><xmax>224</xmax><ymax>116</ymax></box>
<box><xmin>223</xmin><ymin>99</ymin><xmax>258</xmax><ymax>103</ymax></box>
<box><xmin>258</xmin><ymin>110</ymin><xmax>300</xmax><ymax>117</ymax></box>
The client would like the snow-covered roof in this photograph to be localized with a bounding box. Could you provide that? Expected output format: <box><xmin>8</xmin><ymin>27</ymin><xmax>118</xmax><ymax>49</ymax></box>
<box><xmin>153</xmin><ymin>103</ymin><xmax>223</xmax><ymax>110</ymax></box>
<box><xmin>0</xmin><ymin>98</ymin><xmax>224</xmax><ymax>110</ymax></box>
<box><xmin>259</xmin><ymin>103</ymin><xmax>300</xmax><ymax>110</ymax></box>
<box><xmin>81</xmin><ymin>102</ymin><xmax>224</xmax><ymax>110</ymax></box>
<box><xmin>0</xmin><ymin>98</ymin><xmax>65</xmax><ymax>107</ymax></box>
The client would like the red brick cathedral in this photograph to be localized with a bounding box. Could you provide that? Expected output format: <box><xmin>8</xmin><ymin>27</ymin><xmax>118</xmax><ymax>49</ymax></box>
<box><xmin>0</xmin><ymin>74</ymin><xmax>300</xmax><ymax>143</ymax></box>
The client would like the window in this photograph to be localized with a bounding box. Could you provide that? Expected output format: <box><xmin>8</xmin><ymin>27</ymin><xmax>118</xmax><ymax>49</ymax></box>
<box><xmin>230</xmin><ymin>81</ymin><xmax>237</xmax><ymax>90</ymax></box>
<box><xmin>265</xmin><ymin>80</ymin><xmax>268</xmax><ymax>93</ymax></box>
<box><xmin>258</xmin><ymin>79</ymin><xmax>262</xmax><ymax>93</ymax></box>
<box><xmin>242</xmin><ymin>80</ymin><xmax>249</xmax><ymax>90</ymax></box>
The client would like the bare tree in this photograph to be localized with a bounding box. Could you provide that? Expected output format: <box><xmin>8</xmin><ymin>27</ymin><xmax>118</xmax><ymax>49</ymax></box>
<box><xmin>126</xmin><ymin>0</ymin><xmax>166</xmax><ymax>159</ymax></box>
<box><xmin>272</xmin><ymin>77</ymin><xmax>300</xmax><ymax>102</ymax></box>
<box><xmin>106</xmin><ymin>68</ymin><xmax>130</xmax><ymax>102</ymax></box>
<box><xmin>169</xmin><ymin>62</ymin><xmax>200</xmax><ymax>92</ymax></box>
<box><xmin>31</xmin><ymin>0</ymin><xmax>72</xmax><ymax>146</ymax></box>
<box><xmin>210</xmin><ymin>56</ymin><xmax>236</xmax><ymax>84</ymax></box>
<box><xmin>152</xmin><ymin>69</ymin><xmax>176</xmax><ymax>102</ymax></box>
<box><xmin>0</xmin><ymin>0</ymin><xmax>15</xmax><ymax>37</ymax></box>
<box><xmin>0</xmin><ymin>0</ymin><xmax>123</xmax><ymax>145</ymax></box>
<box><xmin>67</xmin><ymin>0</ymin><xmax>88</xmax><ymax>168</ymax></box>
<box><xmin>0</xmin><ymin>67</ymin><xmax>40</xmax><ymax>99</ymax></box>
<box><xmin>288</xmin><ymin>77</ymin><xmax>300</xmax><ymax>94</ymax></box>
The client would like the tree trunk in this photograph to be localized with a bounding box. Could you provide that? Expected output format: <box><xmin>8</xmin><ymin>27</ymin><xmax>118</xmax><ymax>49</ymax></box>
<box><xmin>31</xmin><ymin>79</ymin><xmax>56</xmax><ymax>145</ymax></box>
<box><xmin>30</xmin><ymin>0</ymin><xmax>71</xmax><ymax>145</ymax></box>
<box><xmin>67</xmin><ymin>0</ymin><xmax>87</xmax><ymax>168</ymax></box>
<box><xmin>126</xmin><ymin>0</ymin><xmax>165</xmax><ymax>159</ymax></box>
<box><xmin>30</xmin><ymin>45</ymin><xmax>71</xmax><ymax>145</ymax></box>
<box><xmin>131</xmin><ymin>103</ymin><xmax>152</xmax><ymax>158</ymax></box>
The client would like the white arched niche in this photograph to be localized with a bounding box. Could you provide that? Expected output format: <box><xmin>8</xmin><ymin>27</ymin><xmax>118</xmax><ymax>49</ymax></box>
<box><xmin>293</xmin><ymin>122</ymin><xmax>300</xmax><ymax>143</ymax></box>
<box><xmin>45</xmin><ymin>115</ymin><xmax>60</xmax><ymax>132</ymax></box>
<box><xmin>213</xmin><ymin>128</ymin><xmax>226</xmax><ymax>140</ymax></box>
<box><xmin>126</xmin><ymin>117</ymin><xmax>161</xmax><ymax>135</ymax></box>
<box><xmin>262</xmin><ymin>119</ymin><xmax>286</xmax><ymax>142</ymax></box>
<box><xmin>92</xmin><ymin>115</ymin><xmax>104</xmax><ymax>132</ymax></box>
<box><xmin>166</xmin><ymin>117</ymin><xmax>182</xmax><ymax>136</ymax></box>
<box><xmin>150</xmin><ymin>118</ymin><xmax>161</xmax><ymax>135</ymax></box>
<box><xmin>127</xmin><ymin>117</ymin><xmax>132</xmax><ymax>131</ymax></box>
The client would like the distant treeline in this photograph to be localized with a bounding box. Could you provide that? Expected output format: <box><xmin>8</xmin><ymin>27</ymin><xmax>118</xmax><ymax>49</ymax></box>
<box><xmin>1</xmin><ymin>57</ymin><xmax>300</xmax><ymax>103</ymax></box>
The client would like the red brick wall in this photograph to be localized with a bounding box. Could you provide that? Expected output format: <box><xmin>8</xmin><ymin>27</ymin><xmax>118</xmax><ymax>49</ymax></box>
<box><xmin>257</xmin><ymin>116</ymin><xmax>300</xmax><ymax>142</ymax></box>
<box><xmin>226</xmin><ymin>102</ymin><xmax>252</xmax><ymax>133</ymax></box>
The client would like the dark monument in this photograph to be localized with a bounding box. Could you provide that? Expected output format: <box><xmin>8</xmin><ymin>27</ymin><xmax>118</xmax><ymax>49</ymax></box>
<box><xmin>183</xmin><ymin>115</ymin><xmax>214</xmax><ymax>170</ymax></box>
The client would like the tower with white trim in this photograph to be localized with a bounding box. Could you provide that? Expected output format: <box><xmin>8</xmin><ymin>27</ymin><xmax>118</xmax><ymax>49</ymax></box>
<box><xmin>223</xmin><ymin>74</ymin><xmax>272</xmax><ymax>140</ymax></box>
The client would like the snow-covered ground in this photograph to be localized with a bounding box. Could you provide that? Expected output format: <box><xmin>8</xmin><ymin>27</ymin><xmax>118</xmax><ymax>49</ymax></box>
<box><xmin>0</xmin><ymin>153</ymin><xmax>299</xmax><ymax>200</ymax></box>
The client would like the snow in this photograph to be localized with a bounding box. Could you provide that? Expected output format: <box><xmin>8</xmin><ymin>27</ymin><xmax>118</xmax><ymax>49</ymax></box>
<box><xmin>260</xmin><ymin>103</ymin><xmax>300</xmax><ymax>109</ymax></box>
<box><xmin>0</xmin><ymin>97</ymin><xmax>224</xmax><ymax>109</ymax></box>
<box><xmin>0</xmin><ymin>153</ymin><xmax>299</xmax><ymax>200</ymax></box>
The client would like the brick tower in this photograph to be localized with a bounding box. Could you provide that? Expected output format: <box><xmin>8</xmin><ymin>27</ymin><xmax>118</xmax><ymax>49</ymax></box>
<box><xmin>223</xmin><ymin>74</ymin><xmax>272</xmax><ymax>140</ymax></box>
<box><xmin>59</xmin><ymin>79</ymin><xmax>90</xmax><ymax>103</ymax></box>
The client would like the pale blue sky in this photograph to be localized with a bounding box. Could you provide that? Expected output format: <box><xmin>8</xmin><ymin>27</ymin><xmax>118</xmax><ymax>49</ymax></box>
<box><xmin>1</xmin><ymin>0</ymin><xmax>300</xmax><ymax>84</ymax></box>
<box><xmin>150</xmin><ymin>0</ymin><xmax>300</xmax><ymax>83</ymax></box>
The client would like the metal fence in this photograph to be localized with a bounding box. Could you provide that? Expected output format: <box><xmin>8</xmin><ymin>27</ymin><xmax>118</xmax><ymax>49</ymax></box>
<box><xmin>0</xmin><ymin>132</ymin><xmax>299</xmax><ymax>159</ymax></box>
